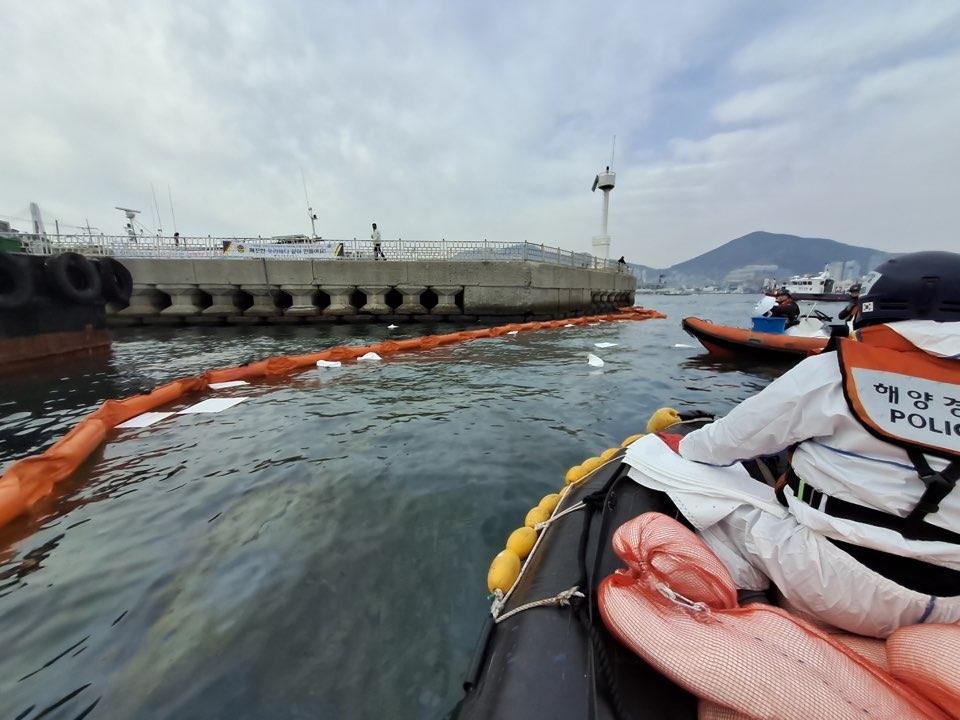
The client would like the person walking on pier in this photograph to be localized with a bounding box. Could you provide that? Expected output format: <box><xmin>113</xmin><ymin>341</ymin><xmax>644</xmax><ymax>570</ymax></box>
<box><xmin>371</xmin><ymin>222</ymin><xmax>386</xmax><ymax>260</ymax></box>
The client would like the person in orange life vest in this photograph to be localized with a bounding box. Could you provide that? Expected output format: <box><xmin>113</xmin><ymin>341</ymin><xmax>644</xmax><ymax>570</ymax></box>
<box><xmin>838</xmin><ymin>282</ymin><xmax>862</xmax><ymax>321</ymax></box>
<box><xmin>767</xmin><ymin>287</ymin><xmax>800</xmax><ymax>328</ymax></box>
<box><xmin>673</xmin><ymin>251</ymin><xmax>960</xmax><ymax>637</ymax></box>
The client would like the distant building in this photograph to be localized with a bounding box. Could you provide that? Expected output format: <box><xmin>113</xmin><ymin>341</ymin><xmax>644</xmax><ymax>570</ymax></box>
<box><xmin>722</xmin><ymin>264</ymin><xmax>779</xmax><ymax>292</ymax></box>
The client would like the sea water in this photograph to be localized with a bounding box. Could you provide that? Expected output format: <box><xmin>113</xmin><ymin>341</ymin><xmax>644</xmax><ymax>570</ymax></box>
<box><xmin>0</xmin><ymin>295</ymin><xmax>844</xmax><ymax>719</ymax></box>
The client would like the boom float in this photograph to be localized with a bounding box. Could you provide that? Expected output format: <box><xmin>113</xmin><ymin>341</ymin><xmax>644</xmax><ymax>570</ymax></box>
<box><xmin>0</xmin><ymin>307</ymin><xmax>664</xmax><ymax>530</ymax></box>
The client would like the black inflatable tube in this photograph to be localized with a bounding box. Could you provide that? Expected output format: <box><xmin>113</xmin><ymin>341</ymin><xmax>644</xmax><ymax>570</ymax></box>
<box><xmin>453</xmin><ymin>434</ymin><xmax>706</xmax><ymax>720</ymax></box>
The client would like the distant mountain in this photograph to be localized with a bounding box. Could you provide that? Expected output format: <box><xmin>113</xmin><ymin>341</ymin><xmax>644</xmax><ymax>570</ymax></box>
<box><xmin>660</xmin><ymin>231</ymin><xmax>893</xmax><ymax>287</ymax></box>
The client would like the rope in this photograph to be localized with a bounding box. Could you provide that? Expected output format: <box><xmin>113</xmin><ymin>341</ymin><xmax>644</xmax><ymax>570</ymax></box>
<box><xmin>491</xmin><ymin>484</ymin><xmax>575</xmax><ymax>611</ymax></box>
<box><xmin>493</xmin><ymin>585</ymin><xmax>585</xmax><ymax>624</ymax></box>
<box><xmin>533</xmin><ymin>500</ymin><xmax>587</xmax><ymax>530</ymax></box>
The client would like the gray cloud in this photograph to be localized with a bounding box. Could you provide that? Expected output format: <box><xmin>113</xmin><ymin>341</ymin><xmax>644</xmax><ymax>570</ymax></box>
<box><xmin>2</xmin><ymin>1</ymin><xmax>958</xmax><ymax>267</ymax></box>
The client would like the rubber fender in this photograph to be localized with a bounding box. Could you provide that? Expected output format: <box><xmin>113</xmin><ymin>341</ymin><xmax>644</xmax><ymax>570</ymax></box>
<box><xmin>96</xmin><ymin>256</ymin><xmax>133</xmax><ymax>305</ymax></box>
<box><xmin>0</xmin><ymin>253</ymin><xmax>35</xmax><ymax>309</ymax></box>
<box><xmin>46</xmin><ymin>252</ymin><xmax>103</xmax><ymax>304</ymax></box>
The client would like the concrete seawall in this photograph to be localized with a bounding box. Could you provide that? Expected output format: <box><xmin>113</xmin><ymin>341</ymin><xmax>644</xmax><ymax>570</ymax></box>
<box><xmin>110</xmin><ymin>258</ymin><xmax>636</xmax><ymax>325</ymax></box>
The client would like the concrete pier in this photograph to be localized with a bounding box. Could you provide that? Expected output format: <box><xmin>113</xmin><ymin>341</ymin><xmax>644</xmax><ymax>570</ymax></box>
<box><xmin>109</xmin><ymin>258</ymin><xmax>636</xmax><ymax>325</ymax></box>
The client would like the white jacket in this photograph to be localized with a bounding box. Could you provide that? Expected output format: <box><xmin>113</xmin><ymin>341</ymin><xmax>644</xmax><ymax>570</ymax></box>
<box><xmin>680</xmin><ymin>320</ymin><xmax>960</xmax><ymax>570</ymax></box>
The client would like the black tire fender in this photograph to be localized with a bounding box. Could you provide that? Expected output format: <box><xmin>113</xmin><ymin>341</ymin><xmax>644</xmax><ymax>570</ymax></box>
<box><xmin>0</xmin><ymin>253</ymin><xmax>35</xmax><ymax>309</ymax></box>
<box><xmin>96</xmin><ymin>256</ymin><xmax>133</xmax><ymax>304</ymax></box>
<box><xmin>46</xmin><ymin>252</ymin><xmax>103</xmax><ymax>304</ymax></box>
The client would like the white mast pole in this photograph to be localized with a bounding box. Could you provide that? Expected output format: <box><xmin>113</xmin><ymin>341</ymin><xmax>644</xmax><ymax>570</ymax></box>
<box><xmin>167</xmin><ymin>184</ymin><xmax>178</xmax><ymax>234</ymax></box>
<box><xmin>151</xmin><ymin>183</ymin><xmax>163</xmax><ymax>235</ymax></box>
<box><xmin>300</xmin><ymin>166</ymin><xmax>317</xmax><ymax>238</ymax></box>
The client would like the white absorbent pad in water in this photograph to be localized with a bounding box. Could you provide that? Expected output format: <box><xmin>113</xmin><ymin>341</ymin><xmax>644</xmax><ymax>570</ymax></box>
<box><xmin>116</xmin><ymin>412</ymin><xmax>176</xmax><ymax>429</ymax></box>
<box><xmin>177</xmin><ymin>397</ymin><xmax>248</xmax><ymax>414</ymax></box>
<box><xmin>208</xmin><ymin>380</ymin><xmax>249</xmax><ymax>390</ymax></box>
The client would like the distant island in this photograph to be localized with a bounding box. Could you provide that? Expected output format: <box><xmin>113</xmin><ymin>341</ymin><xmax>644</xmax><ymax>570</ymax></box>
<box><xmin>628</xmin><ymin>231</ymin><xmax>893</xmax><ymax>291</ymax></box>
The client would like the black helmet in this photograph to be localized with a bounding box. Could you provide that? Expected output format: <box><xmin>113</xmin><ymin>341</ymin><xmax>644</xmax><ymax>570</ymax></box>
<box><xmin>848</xmin><ymin>283</ymin><xmax>862</xmax><ymax>294</ymax></box>
<box><xmin>854</xmin><ymin>251</ymin><xmax>960</xmax><ymax>329</ymax></box>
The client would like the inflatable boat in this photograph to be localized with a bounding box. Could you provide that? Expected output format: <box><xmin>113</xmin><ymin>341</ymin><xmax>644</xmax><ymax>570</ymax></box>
<box><xmin>453</xmin><ymin>411</ymin><xmax>960</xmax><ymax>720</ymax></box>
<box><xmin>682</xmin><ymin>315</ymin><xmax>829</xmax><ymax>361</ymax></box>
<box><xmin>453</xmin><ymin>415</ymin><xmax>709</xmax><ymax>720</ymax></box>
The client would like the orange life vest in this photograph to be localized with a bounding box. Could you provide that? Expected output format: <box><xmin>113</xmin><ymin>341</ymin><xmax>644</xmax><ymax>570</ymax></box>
<box><xmin>837</xmin><ymin>325</ymin><xmax>960</xmax><ymax>537</ymax></box>
<box><xmin>838</xmin><ymin>325</ymin><xmax>960</xmax><ymax>461</ymax></box>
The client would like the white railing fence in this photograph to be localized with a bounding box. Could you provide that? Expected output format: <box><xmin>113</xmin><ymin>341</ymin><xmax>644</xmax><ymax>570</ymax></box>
<box><xmin>11</xmin><ymin>234</ymin><xmax>621</xmax><ymax>271</ymax></box>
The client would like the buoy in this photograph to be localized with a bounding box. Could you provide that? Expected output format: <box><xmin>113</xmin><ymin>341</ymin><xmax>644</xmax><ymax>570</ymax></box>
<box><xmin>506</xmin><ymin>526</ymin><xmax>537</xmax><ymax>559</ymax></box>
<box><xmin>564</xmin><ymin>464</ymin><xmax>583</xmax><ymax>484</ymax></box>
<box><xmin>538</xmin><ymin>493</ymin><xmax>560</xmax><ymax>514</ymax></box>
<box><xmin>600</xmin><ymin>447</ymin><xmax>619</xmax><ymax>462</ymax></box>
<box><xmin>580</xmin><ymin>456</ymin><xmax>603</xmax><ymax>474</ymax></box>
<box><xmin>487</xmin><ymin>549</ymin><xmax>522</xmax><ymax>594</ymax></box>
<box><xmin>525</xmin><ymin>506</ymin><xmax>550</xmax><ymax>528</ymax></box>
<box><xmin>646</xmin><ymin>407</ymin><xmax>681</xmax><ymax>433</ymax></box>
<box><xmin>620</xmin><ymin>433</ymin><xmax>644</xmax><ymax>448</ymax></box>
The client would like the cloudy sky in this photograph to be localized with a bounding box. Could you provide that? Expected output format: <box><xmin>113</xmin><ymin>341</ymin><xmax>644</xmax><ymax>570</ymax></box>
<box><xmin>3</xmin><ymin>1</ymin><xmax>958</xmax><ymax>266</ymax></box>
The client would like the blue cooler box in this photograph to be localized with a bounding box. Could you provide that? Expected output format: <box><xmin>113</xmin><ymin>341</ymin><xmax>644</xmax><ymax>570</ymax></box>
<box><xmin>751</xmin><ymin>316</ymin><xmax>787</xmax><ymax>334</ymax></box>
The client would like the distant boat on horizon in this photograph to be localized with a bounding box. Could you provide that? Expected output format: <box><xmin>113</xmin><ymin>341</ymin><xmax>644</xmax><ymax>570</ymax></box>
<box><xmin>772</xmin><ymin>267</ymin><xmax>859</xmax><ymax>301</ymax></box>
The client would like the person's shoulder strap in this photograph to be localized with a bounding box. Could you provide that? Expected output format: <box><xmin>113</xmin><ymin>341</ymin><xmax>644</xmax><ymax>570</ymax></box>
<box><xmin>902</xmin><ymin>449</ymin><xmax>960</xmax><ymax>537</ymax></box>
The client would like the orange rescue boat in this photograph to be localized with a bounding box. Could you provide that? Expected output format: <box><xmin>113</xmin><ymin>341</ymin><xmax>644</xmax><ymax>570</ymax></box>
<box><xmin>682</xmin><ymin>316</ymin><xmax>827</xmax><ymax>361</ymax></box>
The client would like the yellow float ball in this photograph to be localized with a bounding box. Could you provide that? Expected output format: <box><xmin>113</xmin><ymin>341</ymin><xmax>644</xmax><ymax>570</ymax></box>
<box><xmin>525</xmin><ymin>506</ymin><xmax>550</xmax><ymax>528</ymax></box>
<box><xmin>506</xmin><ymin>526</ymin><xmax>537</xmax><ymax>559</ymax></box>
<box><xmin>620</xmin><ymin>433</ymin><xmax>644</xmax><ymax>447</ymax></box>
<box><xmin>580</xmin><ymin>456</ymin><xmax>603</xmax><ymax>474</ymax></box>
<box><xmin>564</xmin><ymin>465</ymin><xmax>583</xmax><ymax>484</ymax></box>
<box><xmin>647</xmin><ymin>407</ymin><xmax>681</xmax><ymax>433</ymax></box>
<box><xmin>538</xmin><ymin>493</ymin><xmax>561</xmax><ymax>514</ymax></box>
<box><xmin>600</xmin><ymin>447</ymin><xmax>619</xmax><ymax>462</ymax></box>
<box><xmin>487</xmin><ymin>549</ymin><xmax>522</xmax><ymax>594</ymax></box>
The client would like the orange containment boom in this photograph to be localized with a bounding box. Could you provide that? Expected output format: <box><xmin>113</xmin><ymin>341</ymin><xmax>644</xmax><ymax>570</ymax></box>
<box><xmin>0</xmin><ymin>307</ymin><xmax>665</xmax><ymax>531</ymax></box>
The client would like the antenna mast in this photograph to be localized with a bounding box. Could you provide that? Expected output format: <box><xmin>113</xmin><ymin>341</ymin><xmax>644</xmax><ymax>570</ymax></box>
<box><xmin>300</xmin><ymin>166</ymin><xmax>317</xmax><ymax>238</ymax></box>
<box><xmin>116</xmin><ymin>207</ymin><xmax>142</xmax><ymax>240</ymax></box>
<box><xmin>167</xmin><ymin>184</ymin><xmax>178</xmax><ymax>234</ymax></box>
<box><xmin>150</xmin><ymin>183</ymin><xmax>163</xmax><ymax>235</ymax></box>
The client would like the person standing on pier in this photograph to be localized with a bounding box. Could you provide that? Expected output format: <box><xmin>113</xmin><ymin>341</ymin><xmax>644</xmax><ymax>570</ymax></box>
<box><xmin>371</xmin><ymin>222</ymin><xmax>386</xmax><ymax>260</ymax></box>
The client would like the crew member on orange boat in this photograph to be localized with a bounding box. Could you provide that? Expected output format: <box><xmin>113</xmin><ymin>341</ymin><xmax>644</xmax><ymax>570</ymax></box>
<box><xmin>838</xmin><ymin>282</ymin><xmax>863</xmax><ymax>321</ymax></box>
<box><xmin>767</xmin><ymin>287</ymin><xmax>800</xmax><ymax>328</ymax></box>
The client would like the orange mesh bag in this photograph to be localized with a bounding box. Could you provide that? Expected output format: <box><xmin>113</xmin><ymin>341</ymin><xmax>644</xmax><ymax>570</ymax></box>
<box><xmin>832</xmin><ymin>633</ymin><xmax>889</xmax><ymax>670</ymax></box>
<box><xmin>697</xmin><ymin>703</ymin><xmax>752</xmax><ymax>720</ymax></box>
<box><xmin>887</xmin><ymin>624</ymin><xmax>960</xmax><ymax>716</ymax></box>
<box><xmin>598</xmin><ymin>513</ymin><xmax>948</xmax><ymax>720</ymax></box>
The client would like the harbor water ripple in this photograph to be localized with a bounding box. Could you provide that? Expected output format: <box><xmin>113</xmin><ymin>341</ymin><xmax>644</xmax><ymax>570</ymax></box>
<box><xmin>0</xmin><ymin>295</ymin><xmax>843</xmax><ymax>719</ymax></box>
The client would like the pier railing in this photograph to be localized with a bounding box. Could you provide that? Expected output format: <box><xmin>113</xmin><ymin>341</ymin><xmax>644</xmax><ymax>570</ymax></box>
<box><xmin>18</xmin><ymin>235</ymin><xmax>619</xmax><ymax>271</ymax></box>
